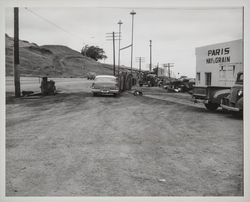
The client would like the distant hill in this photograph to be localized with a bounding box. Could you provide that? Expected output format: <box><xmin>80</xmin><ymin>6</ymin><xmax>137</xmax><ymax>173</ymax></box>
<box><xmin>5</xmin><ymin>34</ymin><xmax>119</xmax><ymax>77</ymax></box>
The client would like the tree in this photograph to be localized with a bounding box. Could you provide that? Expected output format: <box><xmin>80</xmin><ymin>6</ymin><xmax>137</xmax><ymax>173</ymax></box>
<box><xmin>81</xmin><ymin>45</ymin><xmax>107</xmax><ymax>61</ymax></box>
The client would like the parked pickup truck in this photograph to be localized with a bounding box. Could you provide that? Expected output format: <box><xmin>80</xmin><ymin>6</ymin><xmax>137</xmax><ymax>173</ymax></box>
<box><xmin>192</xmin><ymin>86</ymin><xmax>231</xmax><ymax>111</ymax></box>
<box><xmin>221</xmin><ymin>72</ymin><xmax>243</xmax><ymax>116</ymax></box>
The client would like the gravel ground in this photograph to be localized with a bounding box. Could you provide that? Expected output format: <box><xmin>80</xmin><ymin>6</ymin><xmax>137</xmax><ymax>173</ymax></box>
<box><xmin>5</xmin><ymin>79</ymin><xmax>243</xmax><ymax>196</ymax></box>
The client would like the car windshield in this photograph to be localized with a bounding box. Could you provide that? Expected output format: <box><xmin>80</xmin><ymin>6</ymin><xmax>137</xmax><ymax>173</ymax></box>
<box><xmin>95</xmin><ymin>77</ymin><xmax>117</xmax><ymax>83</ymax></box>
<box><xmin>236</xmin><ymin>73</ymin><xmax>243</xmax><ymax>83</ymax></box>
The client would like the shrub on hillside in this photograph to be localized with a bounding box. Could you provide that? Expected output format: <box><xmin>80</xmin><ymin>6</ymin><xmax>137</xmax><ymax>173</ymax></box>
<box><xmin>81</xmin><ymin>45</ymin><xmax>107</xmax><ymax>61</ymax></box>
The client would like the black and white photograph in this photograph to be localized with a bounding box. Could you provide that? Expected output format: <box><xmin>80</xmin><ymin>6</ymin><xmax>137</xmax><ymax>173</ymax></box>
<box><xmin>1</xmin><ymin>0</ymin><xmax>249</xmax><ymax>200</ymax></box>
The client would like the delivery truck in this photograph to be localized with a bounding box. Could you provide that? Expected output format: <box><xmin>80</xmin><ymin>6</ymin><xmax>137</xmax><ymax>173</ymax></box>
<box><xmin>193</xmin><ymin>39</ymin><xmax>243</xmax><ymax>111</ymax></box>
<box><xmin>221</xmin><ymin>71</ymin><xmax>243</xmax><ymax>116</ymax></box>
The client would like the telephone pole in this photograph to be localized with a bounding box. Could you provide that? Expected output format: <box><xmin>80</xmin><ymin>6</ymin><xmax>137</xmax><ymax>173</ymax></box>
<box><xmin>156</xmin><ymin>62</ymin><xmax>159</xmax><ymax>76</ymax></box>
<box><xmin>130</xmin><ymin>10</ymin><xmax>136</xmax><ymax>76</ymax></box>
<box><xmin>163</xmin><ymin>63</ymin><xmax>174</xmax><ymax>78</ymax></box>
<box><xmin>139</xmin><ymin>57</ymin><xmax>142</xmax><ymax>73</ymax></box>
<box><xmin>106</xmin><ymin>32</ymin><xmax>119</xmax><ymax>76</ymax></box>
<box><xmin>136</xmin><ymin>57</ymin><xmax>145</xmax><ymax>73</ymax></box>
<box><xmin>117</xmin><ymin>20</ymin><xmax>123</xmax><ymax>74</ymax></box>
<box><xmin>112</xmin><ymin>32</ymin><xmax>116</xmax><ymax>76</ymax></box>
<box><xmin>14</xmin><ymin>7</ymin><xmax>21</xmax><ymax>97</ymax></box>
<box><xmin>149</xmin><ymin>40</ymin><xmax>152</xmax><ymax>72</ymax></box>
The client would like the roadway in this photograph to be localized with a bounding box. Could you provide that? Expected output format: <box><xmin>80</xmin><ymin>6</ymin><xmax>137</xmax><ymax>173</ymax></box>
<box><xmin>5</xmin><ymin>77</ymin><xmax>243</xmax><ymax>196</ymax></box>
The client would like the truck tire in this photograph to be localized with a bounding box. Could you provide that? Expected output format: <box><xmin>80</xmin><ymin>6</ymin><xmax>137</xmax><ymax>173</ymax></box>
<box><xmin>233</xmin><ymin>98</ymin><xmax>243</xmax><ymax>118</ymax></box>
<box><xmin>204</xmin><ymin>102</ymin><xmax>219</xmax><ymax>111</ymax></box>
<box><xmin>232</xmin><ymin>110</ymin><xmax>243</xmax><ymax>118</ymax></box>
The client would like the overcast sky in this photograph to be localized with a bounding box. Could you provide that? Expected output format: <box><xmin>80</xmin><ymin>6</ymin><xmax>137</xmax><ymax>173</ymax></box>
<box><xmin>5</xmin><ymin>7</ymin><xmax>242</xmax><ymax>77</ymax></box>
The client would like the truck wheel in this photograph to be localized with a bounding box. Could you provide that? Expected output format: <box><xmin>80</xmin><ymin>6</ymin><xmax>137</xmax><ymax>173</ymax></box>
<box><xmin>232</xmin><ymin>110</ymin><xmax>243</xmax><ymax>118</ymax></box>
<box><xmin>204</xmin><ymin>103</ymin><xmax>219</xmax><ymax>111</ymax></box>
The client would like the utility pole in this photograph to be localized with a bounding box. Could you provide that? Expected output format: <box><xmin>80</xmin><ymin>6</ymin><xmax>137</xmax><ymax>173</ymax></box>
<box><xmin>14</xmin><ymin>7</ymin><xmax>21</xmax><ymax>97</ymax></box>
<box><xmin>136</xmin><ymin>57</ymin><xmax>145</xmax><ymax>81</ymax></box>
<box><xmin>136</xmin><ymin>57</ymin><xmax>145</xmax><ymax>73</ymax></box>
<box><xmin>156</xmin><ymin>62</ymin><xmax>159</xmax><ymax>76</ymax></box>
<box><xmin>139</xmin><ymin>57</ymin><xmax>141</xmax><ymax>72</ymax></box>
<box><xmin>106</xmin><ymin>32</ymin><xmax>119</xmax><ymax>76</ymax></box>
<box><xmin>117</xmin><ymin>20</ymin><xmax>123</xmax><ymax>74</ymax></box>
<box><xmin>130</xmin><ymin>10</ymin><xmax>136</xmax><ymax>79</ymax></box>
<box><xmin>149</xmin><ymin>40</ymin><xmax>152</xmax><ymax>72</ymax></box>
<box><xmin>163</xmin><ymin>63</ymin><xmax>174</xmax><ymax>79</ymax></box>
<box><xmin>112</xmin><ymin>32</ymin><xmax>116</xmax><ymax>76</ymax></box>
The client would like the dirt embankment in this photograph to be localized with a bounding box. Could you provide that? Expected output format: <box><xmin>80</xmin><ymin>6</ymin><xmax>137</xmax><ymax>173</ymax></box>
<box><xmin>5</xmin><ymin>34</ymin><xmax>115</xmax><ymax>78</ymax></box>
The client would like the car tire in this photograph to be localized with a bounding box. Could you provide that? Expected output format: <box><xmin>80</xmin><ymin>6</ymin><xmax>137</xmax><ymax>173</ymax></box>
<box><xmin>93</xmin><ymin>92</ymin><xmax>97</xmax><ymax>96</ymax></box>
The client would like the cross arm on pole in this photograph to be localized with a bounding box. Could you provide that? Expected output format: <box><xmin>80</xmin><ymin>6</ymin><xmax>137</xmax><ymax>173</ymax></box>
<box><xmin>120</xmin><ymin>44</ymin><xmax>132</xmax><ymax>51</ymax></box>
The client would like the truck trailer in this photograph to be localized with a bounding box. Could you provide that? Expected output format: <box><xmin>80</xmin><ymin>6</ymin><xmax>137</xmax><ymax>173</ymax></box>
<box><xmin>193</xmin><ymin>39</ymin><xmax>243</xmax><ymax>111</ymax></box>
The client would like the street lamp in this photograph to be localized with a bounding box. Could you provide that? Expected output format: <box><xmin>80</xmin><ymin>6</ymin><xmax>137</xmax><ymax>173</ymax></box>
<box><xmin>130</xmin><ymin>10</ymin><xmax>136</xmax><ymax>78</ymax></box>
<box><xmin>118</xmin><ymin>20</ymin><xmax>123</xmax><ymax>74</ymax></box>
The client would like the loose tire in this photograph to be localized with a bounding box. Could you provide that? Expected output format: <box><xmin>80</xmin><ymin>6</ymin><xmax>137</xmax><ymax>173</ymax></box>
<box><xmin>204</xmin><ymin>102</ymin><xmax>219</xmax><ymax>111</ymax></box>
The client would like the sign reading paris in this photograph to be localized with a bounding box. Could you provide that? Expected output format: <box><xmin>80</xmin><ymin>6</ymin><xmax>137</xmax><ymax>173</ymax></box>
<box><xmin>206</xmin><ymin>47</ymin><xmax>230</xmax><ymax>64</ymax></box>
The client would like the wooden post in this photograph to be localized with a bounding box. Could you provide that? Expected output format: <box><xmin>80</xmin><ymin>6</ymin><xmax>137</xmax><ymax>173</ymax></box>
<box><xmin>139</xmin><ymin>57</ymin><xmax>141</xmax><ymax>73</ymax></box>
<box><xmin>14</xmin><ymin>7</ymin><xmax>21</xmax><ymax>97</ymax></box>
<box><xmin>112</xmin><ymin>32</ymin><xmax>116</xmax><ymax>76</ymax></box>
<box><xmin>117</xmin><ymin>20</ymin><xmax>123</xmax><ymax>74</ymax></box>
<box><xmin>149</xmin><ymin>40</ymin><xmax>152</xmax><ymax>72</ymax></box>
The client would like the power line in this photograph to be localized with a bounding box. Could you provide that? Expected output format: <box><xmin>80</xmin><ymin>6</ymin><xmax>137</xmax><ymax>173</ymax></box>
<box><xmin>24</xmin><ymin>8</ymin><xmax>83</xmax><ymax>41</ymax></box>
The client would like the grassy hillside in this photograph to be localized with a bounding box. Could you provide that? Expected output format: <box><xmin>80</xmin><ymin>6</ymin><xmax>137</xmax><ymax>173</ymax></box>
<box><xmin>5</xmin><ymin>34</ymin><xmax>115</xmax><ymax>77</ymax></box>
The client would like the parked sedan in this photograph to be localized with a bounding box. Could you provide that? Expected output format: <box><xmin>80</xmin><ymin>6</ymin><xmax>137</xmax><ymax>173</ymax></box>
<box><xmin>91</xmin><ymin>75</ymin><xmax>119</xmax><ymax>96</ymax></box>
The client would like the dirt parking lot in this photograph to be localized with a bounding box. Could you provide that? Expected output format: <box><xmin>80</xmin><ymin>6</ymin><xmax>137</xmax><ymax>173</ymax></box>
<box><xmin>5</xmin><ymin>78</ymin><xmax>243</xmax><ymax>196</ymax></box>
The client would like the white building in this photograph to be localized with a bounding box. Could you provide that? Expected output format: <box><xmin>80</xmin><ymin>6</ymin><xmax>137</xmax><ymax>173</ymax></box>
<box><xmin>195</xmin><ymin>39</ymin><xmax>243</xmax><ymax>87</ymax></box>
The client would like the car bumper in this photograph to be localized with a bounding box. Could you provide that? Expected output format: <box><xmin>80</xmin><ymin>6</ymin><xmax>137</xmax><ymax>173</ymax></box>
<box><xmin>92</xmin><ymin>89</ymin><xmax>119</xmax><ymax>94</ymax></box>
<box><xmin>220</xmin><ymin>104</ymin><xmax>240</xmax><ymax>112</ymax></box>
<box><xmin>221</xmin><ymin>98</ymin><xmax>240</xmax><ymax>112</ymax></box>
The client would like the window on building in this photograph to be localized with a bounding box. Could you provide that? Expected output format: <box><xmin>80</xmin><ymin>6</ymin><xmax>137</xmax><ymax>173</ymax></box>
<box><xmin>233</xmin><ymin>65</ymin><xmax>235</xmax><ymax>76</ymax></box>
<box><xmin>205</xmin><ymin>72</ymin><xmax>212</xmax><ymax>86</ymax></box>
<box><xmin>196</xmin><ymin>72</ymin><xmax>200</xmax><ymax>83</ymax></box>
<box><xmin>219</xmin><ymin>66</ymin><xmax>226</xmax><ymax>79</ymax></box>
